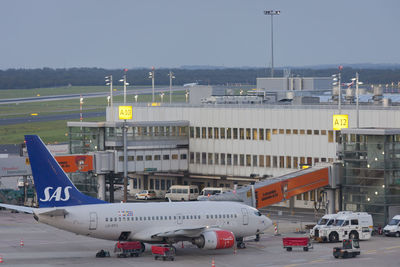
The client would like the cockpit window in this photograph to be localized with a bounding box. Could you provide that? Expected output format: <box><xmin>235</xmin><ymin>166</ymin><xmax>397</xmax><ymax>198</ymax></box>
<box><xmin>254</xmin><ymin>211</ymin><xmax>262</xmax><ymax>216</ymax></box>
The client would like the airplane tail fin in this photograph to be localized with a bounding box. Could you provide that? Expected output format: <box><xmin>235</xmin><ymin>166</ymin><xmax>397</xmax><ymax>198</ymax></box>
<box><xmin>25</xmin><ymin>135</ymin><xmax>107</xmax><ymax>208</ymax></box>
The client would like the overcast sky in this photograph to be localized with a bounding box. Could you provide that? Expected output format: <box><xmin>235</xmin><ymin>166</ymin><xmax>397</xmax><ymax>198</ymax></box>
<box><xmin>1</xmin><ymin>0</ymin><xmax>399</xmax><ymax>69</ymax></box>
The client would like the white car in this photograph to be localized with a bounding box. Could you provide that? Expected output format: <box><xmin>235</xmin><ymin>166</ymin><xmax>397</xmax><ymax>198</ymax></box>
<box><xmin>135</xmin><ymin>190</ymin><xmax>157</xmax><ymax>200</ymax></box>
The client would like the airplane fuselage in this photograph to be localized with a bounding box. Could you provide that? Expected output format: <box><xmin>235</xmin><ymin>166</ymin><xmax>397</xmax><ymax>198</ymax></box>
<box><xmin>37</xmin><ymin>201</ymin><xmax>269</xmax><ymax>243</ymax></box>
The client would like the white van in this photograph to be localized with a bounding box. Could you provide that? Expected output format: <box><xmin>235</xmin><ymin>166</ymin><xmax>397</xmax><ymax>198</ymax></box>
<box><xmin>197</xmin><ymin>187</ymin><xmax>230</xmax><ymax>200</ymax></box>
<box><xmin>165</xmin><ymin>185</ymin><xmax>199</xmax><ymax>201</ymax></box>
<box><xmin>318</xmin><ymin>212</ymin><xmax>373</xmax><ymax>242</ymax></box>
<box><xmin>383</xmin><ymin>215</ymin><xmax>400</xmax><ymax>237</ymax></box>
<box><xmin>310</xmin><ymin>211</ymin><xmax>353</xmax><ymax>239</ymax></box>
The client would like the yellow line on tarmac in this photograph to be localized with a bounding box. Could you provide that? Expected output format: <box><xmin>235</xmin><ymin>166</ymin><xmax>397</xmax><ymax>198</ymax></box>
<box><xmin>385</xmin><ymin>245</ymin><xmax>400</xmax><ymax>250</ymax></box>
<box><xmin>364</xmin><ymin>249</ymin><xmax>377</xmax><ymax>254</ymax></box>
<box><xmin>309</xmin><ymin>259</ymin><xmax>325</xmax><ymax>263</ymax></box>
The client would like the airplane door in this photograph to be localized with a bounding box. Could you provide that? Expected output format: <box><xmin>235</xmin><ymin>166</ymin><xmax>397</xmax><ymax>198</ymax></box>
<box><xmin>89</xmin><ymin>212</ymin><xmax>97</xmax><ymax>230</ymax></box>
<box><xmin>241</xmin><ymin>208</ymin><xmax>249</xmax><ymax>225</ymax></box>
<box><xmin>176</xmin><ymin>213</ymin><xmax>183</xmax><ymax>225</ymax></box>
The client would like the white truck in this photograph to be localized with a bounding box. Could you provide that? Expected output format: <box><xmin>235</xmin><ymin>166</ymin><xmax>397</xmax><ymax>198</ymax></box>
<box><xmin>383</xmin><ymin>215</ymin><xmax>400</xmax><ymax>237</ymax></box>
<box><xmin>310</xmin><ymin>211</ymin><xmax>354</xmax><ymax>240</ymax></box>
<box><xmin>317</xmin><ymin>212</ymin><xmax>373</xmax><ymax>242</ymax></box>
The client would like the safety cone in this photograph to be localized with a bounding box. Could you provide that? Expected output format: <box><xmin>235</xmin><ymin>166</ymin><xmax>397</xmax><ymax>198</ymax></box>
<box><xmin>233</xmin><ymin>246</ymin><xmax>237</xmax><ymax>255</ymax></box>
<box><xmin>211</xmin><ymin>259</ymin><xmax>215</xmax><ymax>267</ymax></box>
<box><xmin>0</xmin><ymin>255</ymin><xmax>3</xmax><ymax>263</ymax></box>
<box><xmin>20</xmin><ymin>239</ymin><xmax>24</xmax><ymax>247</ymax></box>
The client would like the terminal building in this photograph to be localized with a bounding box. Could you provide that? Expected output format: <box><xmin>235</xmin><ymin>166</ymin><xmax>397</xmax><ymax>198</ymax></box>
<box><xmin>1</xmin><ymin>77</ymin><xmax>399</xmax><ymax>226</ymax></box>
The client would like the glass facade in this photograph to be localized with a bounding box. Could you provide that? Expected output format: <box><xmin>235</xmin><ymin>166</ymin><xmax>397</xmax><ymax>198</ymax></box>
<box><xmin>342</xmin><ymin>132</ymin><xmax>400</xmax><ymax>226</ymax></box>
<box><xmin>69</xmin><ymin>126</ymin><xmax>104</xmax><ymax>154</ymax></box>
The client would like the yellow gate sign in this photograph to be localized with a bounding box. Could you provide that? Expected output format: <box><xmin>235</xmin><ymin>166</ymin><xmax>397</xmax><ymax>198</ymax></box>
<box><xmin>118</xmin><ymin>106</ymin><xmax>132</xmax><ymax>120</ymax></box>
<box><xmin>333</xmin><ymin>114</ymin><xmax>348</xmax><ymax>130</ymax></box>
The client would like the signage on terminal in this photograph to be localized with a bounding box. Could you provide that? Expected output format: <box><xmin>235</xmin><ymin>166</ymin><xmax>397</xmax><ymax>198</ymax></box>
<box><xmin>118</xmin><ymin>106</ymin><xmax>132</xmax><ymax>120</ymax></box>
<box><xmin>333</xmin><ymin>114</ymin><xmax>348</xmax><ymax>130</ymax></box>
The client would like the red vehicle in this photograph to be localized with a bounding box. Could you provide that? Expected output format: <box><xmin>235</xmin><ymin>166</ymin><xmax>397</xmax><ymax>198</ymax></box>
<box><xmin>282</xmin><ymin>237</ymin><xmax>313</xmax><ymax>252</ymax></box>
<box><xmin>114</xmin><ymin>241</ymin><xmax>144</xmax><ymax>257</ymax></box>
<box><xmin>151</xmin><ymin>245</ymin><xmax>175</xmax><ymax>261</ymax></box>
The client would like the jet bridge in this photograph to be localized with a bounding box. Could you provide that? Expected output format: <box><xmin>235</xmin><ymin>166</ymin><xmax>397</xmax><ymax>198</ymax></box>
<box><xmin>199</xmin><ymin>164</ymin><xmax>334</xmax><ymax>211</ymax></box>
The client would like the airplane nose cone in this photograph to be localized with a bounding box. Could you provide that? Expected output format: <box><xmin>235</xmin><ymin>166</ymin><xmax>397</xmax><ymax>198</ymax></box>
<box><xmin>262</xmin><ymin>216</ymin><xmax>273</xmax><ymax>231</ymax></box>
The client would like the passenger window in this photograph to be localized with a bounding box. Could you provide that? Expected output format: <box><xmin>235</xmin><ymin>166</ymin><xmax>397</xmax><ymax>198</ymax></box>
<box><xmin>210</xmin><ymin>215</ymin><xmax>213</xmax><ymax>219</ymax></box>
<box><xmin>198</xmin><ymin>215</ymin><xmax>201</xmax><ymax>219</ymax></box>
<box><xmin>105</xmin><ymin>218</ymin><xmax>108</xmax><ymax>222</ymax></box>
<box><xmin>119</xmin><ymin>217</ymin><xmax>121</xmax><ymax>222</ymax></box>
<box><xmin>110</xmin><ymin>218</ymin><xmax>112</xmax><ymax>222</ymax></box>
<box><xmin>174</xmin><ymin>216</ymin><xmax>176</xmax><ymax>220</ymax></box>
<box><xmin>148</xmin><ymin>216</ymin><xmax>151</xmax><ymax>220</ymax></box>
<box><xmin>156</xmin><ymin>216</ymin><xmax>159</xmax><ymax>220</ymax></box>
<box><xmin>223</xmin><ymin>215</ymin><xmax>226</xmax><ymax>218</ymax></box>
<box><xmin>169</xmin><ymin>216</ymin><xmax>172</xmax><ymax>220</ymax></box>
<box><xmin>219</xmin><ymin>215</ymin><xmax>222</xmax><ymax>219</ymax></box>
<box><xmin>206</xmin><ymin>215</ymin><xmax>209</xmax><ymax>219</ymax></box>
<box><xmin>190</xmin><ymin>215</ymin><xmax>193</xmax><ymax>219</ymax></box>
<box><xmin>136</xmin><ymin>217</ymin><xmax>138</xmax><ymax>221</ymax></box>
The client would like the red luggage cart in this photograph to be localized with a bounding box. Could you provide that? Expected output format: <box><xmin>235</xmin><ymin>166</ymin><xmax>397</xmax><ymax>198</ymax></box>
<box><xmin>114</xmin><ymin>241</ymin><xmax>144</xmax><ymax>257</ymax></box>
<box><xmin>151</xmin><ymin>245</ymin><xmax>175</xmax><ymax>261</ymax></box>
<box><xmin>282</xmin><ymin>237</ymin><xmax>313</xmax><ymax>252</ymax></box>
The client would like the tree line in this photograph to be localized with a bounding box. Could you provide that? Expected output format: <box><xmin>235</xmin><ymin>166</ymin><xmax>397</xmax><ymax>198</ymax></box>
<box><xmin>0</xmin><ymin>67</ymin><xmax>399</xmax><ymax>89</ymax></box>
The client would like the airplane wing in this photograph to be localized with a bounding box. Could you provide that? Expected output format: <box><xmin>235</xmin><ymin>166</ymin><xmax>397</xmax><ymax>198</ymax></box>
<box><xmin>37</xmin><ymin>208</ymin><xmax>68</xmax><ymax>217</ymax></box>
<box><xmin>152</xmin><ymin>226</ymin><xmax>209</xmax><ymax>238</ymax></box>
<box><xmin>0</xmin><ymin>203</ymin><xmax>67</xmax><ymax>217</ymax></box>
<box><xmin>0</xmin><ymin>203</ymin><xmax>36</xmax><ymax>214</ymax></box>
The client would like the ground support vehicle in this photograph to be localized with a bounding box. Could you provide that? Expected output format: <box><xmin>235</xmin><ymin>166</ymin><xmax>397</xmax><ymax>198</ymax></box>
<box><xmin>333</xmin><ymin>239</ymin><xmax>360</xmax><ymax>258</ymax></box>
<box><xmin>114</xmin><ymin>241</ymin><xmax>144</xmax><ymax>257</ymax></box>
<box><xmin>135</xmin><ymin>190</ymin><xmax>156</xmax><ymax>200</ymax></box>
<box><xmin>310</xmin><ymin>211</ymin><xmax>354</xmax><ymax>240</ymax></box>
<box><xmin>282</xmin><ymin>237</ymin><xmax>313</xmax><ymax>252</ymax></box>
<box><xmin>317</xmin><ymin>212</ymin><xmax>373</xmax><ymax>242</ymax></box>
<box><xmin>151</xmin><ymin>246</ymin><xmax>175</xmax><ymax>261</ymax></box>
<box><xmin>95</xmin><ymin>249</ymin><xmax>110</xmax><ymax>258</ymax></box>
<box><xmin>383</xmin><ymin>215</ymin><xmax>400</xmax><ymax>237</ymax></box>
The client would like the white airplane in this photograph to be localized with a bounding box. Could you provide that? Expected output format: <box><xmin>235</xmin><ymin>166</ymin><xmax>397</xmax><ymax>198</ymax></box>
<box><xmin>0</xmin><ymin>135</ymin><xmax>272</xmax><ymax>251</ymax></box>
<box><xmin>183</xmin><ymin>82</ymin><xmax>199</xmax><ymax>87</ymax></box>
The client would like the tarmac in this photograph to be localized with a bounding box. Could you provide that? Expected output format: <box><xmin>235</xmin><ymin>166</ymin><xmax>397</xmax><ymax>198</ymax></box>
<box><xmin>1</xmin><ymin>209</ymin><xmax>400</xmax><ymax>267</ymax></box>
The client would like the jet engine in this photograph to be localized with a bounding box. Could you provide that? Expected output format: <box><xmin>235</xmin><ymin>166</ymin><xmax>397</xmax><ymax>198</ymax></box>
<box><xmin>192</xmin><ymin>230</ymin><xmax>235</xmax><ymax>250</ymax></box>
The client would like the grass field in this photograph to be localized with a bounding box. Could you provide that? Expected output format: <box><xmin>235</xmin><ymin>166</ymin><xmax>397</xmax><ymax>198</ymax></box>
<box><xmin>0</xmin><ymin>86</ymin><xmax>188</xmax><ymax>144</ymax></box>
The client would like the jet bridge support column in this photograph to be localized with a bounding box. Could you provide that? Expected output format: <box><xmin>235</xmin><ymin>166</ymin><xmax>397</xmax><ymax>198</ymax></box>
<box><xmin>97</xmin><ymin>174</ymin><xmax>106</xmax><ymax>201</ymax></box>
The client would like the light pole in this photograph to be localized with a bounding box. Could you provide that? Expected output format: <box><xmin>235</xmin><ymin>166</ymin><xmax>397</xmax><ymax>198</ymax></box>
<box><xmin>134</xmin><ymin>95</ymin><xmax>138</xmax><ymax>102</ymax></box>
<box><xmin>332</xmin><ymin>66</ymin><xmax>343</xmax><ymax>113</ymax></box>
<box><xmin>352</xmin><ymin>72</ymin><xmax>363</xmax><ymax>128</ymax></box>
<box><xmin>149</xmin><ymin>67</ymin><xmax>155</xmax><ymax>102</ymax></box>
<box><xmin>168</xmin><ymin>70</ymin><xmax>175</xmax><ymax>104</ymax></box>
<box><xmin>264</xmin><ymin>10</ymin><xmax>280</xmax><ymax>77</ymax></box>
<box><xmin>119</xmin><ymin>69</ymin><xmax>129</xmax><ymax>104</ymax></box>
<box><xmin>160</xmin><ymin>92</ymin><xmax>164</xmax><ymax>103</ymax></box>
<box><xmin>105</xmin><ymin>75</ymin><xmax>113</xmax><ymax>121</ymax></box>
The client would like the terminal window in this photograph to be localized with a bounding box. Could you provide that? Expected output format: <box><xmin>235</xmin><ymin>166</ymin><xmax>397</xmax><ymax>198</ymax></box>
<box><xmin>328</xmin><ymin>130</ymin><xmax>334</xmax><ymax>142</ymax></box>
<box><xmin>196</xmin><ymin>127</ymin><xmax>200</xmax><ymax>138</ymax></box>
<box><xmin>314</xmin><ymin>130</ymin><xmax>319</xmax><ymax>135</ymax></box>
<box><xmin>154</xmin><ymin>155</ymin><xmax>161</xmax><ymax>160</ymax></box>
<box><xmin>321</xmin><ymin>130</ymin><xmax>326</xmax><ymax>135</ymax></box>
<box><xmin>214</xmin><ymin>153</ymin><xmax>219</xmax><ymax>164</ymax></box>
<box><xmin>189</xmin><ymin>127</ymin><xmax>194</xmax><ymax>138</ymax></box>
<box><xmin>293</xmin><ymin>129</ymin><xmax>298</xmax><ymax>134</ymax></box>
<box><xmin>227</xmin><ymin>154</ymin><xmax>232</xmax><ymax>165</ymax></box>
<box><xmin>233</xmin><ymin>154</ymin><xmax>238</xmax><ymax>166</ymax></box>
<box><xmin>202</xmin><ymin>127</ymin><xmax>206</xmax><ymax>139</ymax></box>
<box><xmin>208</xmin><ymin>127</ymin><xmax>213</xmax><ymax>139</ymax></box>
<box><xmin>279</xmin><ymin>156</ymin><xmax>284</xmax><ymax>168</ymax></box>
<box><xmin>220</xmin><ymin>128</ymin><xmax>225</xmax><ymax>139</ymax></box>
<box><xmin>307</xmin><ymin>129</ymin><xmax>312</xmax><ymax>135</ymax></box>
<box><xmin>190</xmin><ymin>152</ymin><xmax>194</xmax><ymax>163</ymax></box>
<box><xmin>279</xmin><ymin>129</ymin><xmax>284</xmax><ymax>134</ymax></box>
<box><xmin>266</xmin><ymin>129</ymin><xmax>271</xmax><ymax>141</ymax></box>
<box><xmin>240</xmin><ymin>128</ymin><xmax>244</xmax><ymax>140</ymax></box>
<box><xmin>266</xmin><ymin>155</ymin><xmax>271</xmax><ymax>167</ymax></box>
<box><xmin>240</xmin><ymin>155</ymin><xmax>245</xmax><ymax>166</ymax></box>
<box><xmin>293</xmin><ymin>157</ymin><xmax>298</xmax><ymax>169</ymax></box>
<box><xmin>137</xmin><ymin>156</ymin><xmax>143</xmax><ymax>161</ymax></box>
<box><xmin>227</xmin><ymin>128</ymin><xmax>232</xmax><ymax>139</ymax></box>
<box><xmin>246</xmin><ymin>128</ymin><xmax>251</xmax><ymax>140</ymax></box>
<box><xmin>272</xmin><ymin>129</ymin><xmax>278</xmax><ymax>135</ymax></box>
<box><xmin>286</xmin><ymin>129</ymin><xmax>291</xmax><ymax>134</ymax></box>
<box><xmin>208</xmin><ymin>153</ymin><xmax>213</xmax><ymax>164</ymax></box>
<box><xmin>253</xmin><ymin>155</ymin><xmax>257</xmax><ymax>166</ymax></box>
<box><xmin>233</xmin><ymin>128</ymin><xmax>238</xmax><ymax>139</ymax></box>
<box><xmin>145</xmin><ymin>155</ymin><xmax>152</xmax><ymax>161</ymax></box>
<box><xmin>300</xmin><ymin>129</ymin><xmax>305</xmax><ymax>135</ymax></box>
<box><xmin>286</xmin><ymin>156</ymin><xmax>291</xmax><ymax>168</ymax></box>
<box><xmin>214</xmin><ymin>128</ymin><xmax>219</xmax><ymax>139</ymax></box>
<box><xmin>273</xmin><ymin>156</ymin><xmax>277</xmax><ymax>168</ymax></box>
<box><xmin>252</xmin><ymin>128</ymin><xmax>258</xmax><ymax>140</ymax></box>
<box><xmin>221</xmin><ymin>153</ymin><xmax>225</xmax><ymax>165</ymax></box>
<box><xmin>180</xmin><ymin>154</ymin><xmax>187</xmax><ymax>160</ymax></box>
<box><xmin>163</xmin><ymin>155</ymin><xmax>169</xmax><ymax>160</ymax></box>
<box><xmin>202</xmin><ymin>153</ymin><xmax>206</xmax><ymax>164</ymax></box>
<box><xmin>259</xmin><ymin>155</ymin><xmax>264</xmax><ymax>167</ymax></box>
<box><xmin>246</xmin><ymin>155</ymin><xmax>251</xmax><ymax>166</ymax></box>
<box><xmin>259</xmin><ymin>129</ymin><xmax>264</xmax><ymax>140</ymax></box>
<box><xmin>172</xmin><ymin>154</ymin><xmax>178</xmax><ymax>160</ymax></box>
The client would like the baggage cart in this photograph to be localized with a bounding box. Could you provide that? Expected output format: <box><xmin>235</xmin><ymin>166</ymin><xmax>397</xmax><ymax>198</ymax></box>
<box><xmin>151</xmin><ymin>245</ymin><xmax>175</xmax><ymax>261</ymax></box>
<box><xmin>114</xmin><ymin>241</ymin><xmax>144</xmax><ymax>257</ymax></box>
<box><xmin>282</xmin><ymin>237</ymin><xmax>313</xmax><ymax>251</ymax></box>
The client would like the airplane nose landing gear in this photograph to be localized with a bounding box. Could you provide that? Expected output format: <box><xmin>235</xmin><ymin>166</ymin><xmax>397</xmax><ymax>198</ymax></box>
<box><xmin>236</xmin><ymin>237</ymin><xmax>246</xmax><ymax>249</ymax></box>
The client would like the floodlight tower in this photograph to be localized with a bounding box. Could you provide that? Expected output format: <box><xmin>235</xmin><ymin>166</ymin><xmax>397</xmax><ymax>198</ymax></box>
<box><xmin>119</xmin><ymin>69</ymin><xmax>129</xmax><ymax>104</ymax></box>
<box><xmin>168</xmin><ymin>70</ymin><xmax>175</xmax><ymax>104</ymax></box>
<box><xmin>149</xmin><ymin>67</ymin><xmax>155</xmax><ymax>102</ymax></box>
<box><xmin>264</xmin><ymin>10</ymin><xmax>280</xmax><ymax>77</ymax></box>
